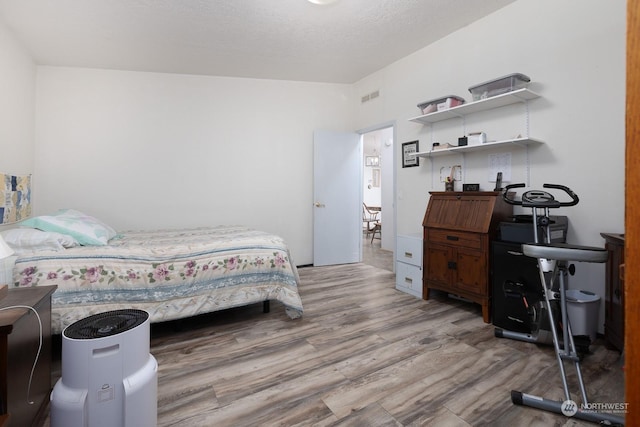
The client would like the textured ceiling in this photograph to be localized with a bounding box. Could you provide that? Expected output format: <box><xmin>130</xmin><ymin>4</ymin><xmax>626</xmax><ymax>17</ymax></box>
<box><xmin>0</xmin><ymin>0</ymin><xmax>515</xmax><ymax>83</ymax></box>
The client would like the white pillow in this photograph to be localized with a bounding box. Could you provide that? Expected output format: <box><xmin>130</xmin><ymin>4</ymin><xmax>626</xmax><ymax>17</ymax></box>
<box><xmin>19</xmin><ymin>209</ymin><xmax>117</xmax><ymax>246</ymax></box>
<box><xmin>1</xmin><ymin>227</ymin><xmax>79</xmax><ymax>255</ymax></box>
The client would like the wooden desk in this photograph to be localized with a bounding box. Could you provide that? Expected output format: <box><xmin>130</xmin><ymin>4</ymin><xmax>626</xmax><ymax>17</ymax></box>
<box><xmin>0</xmin><ymin>286</ymin><xmax>56</xmax><ymax>427</ymax></box>
<box><xmin>422</xmin><ymin>192</ymin><xmax>512</xmax><ymax>323</ymax></box>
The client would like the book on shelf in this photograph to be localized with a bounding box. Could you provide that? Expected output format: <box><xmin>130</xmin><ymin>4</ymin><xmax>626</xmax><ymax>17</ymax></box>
<box><xmin>432</xmin><ymin>143</ymin><xmax>455</xmax><ymax>151</ymax></box>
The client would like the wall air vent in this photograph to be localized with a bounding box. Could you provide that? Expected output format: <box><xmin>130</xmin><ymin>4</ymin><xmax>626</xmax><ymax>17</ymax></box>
<box><xmin>361</xmin><ymin>90</ymin><xmax>380</xmax><ymax>103</ymax></box>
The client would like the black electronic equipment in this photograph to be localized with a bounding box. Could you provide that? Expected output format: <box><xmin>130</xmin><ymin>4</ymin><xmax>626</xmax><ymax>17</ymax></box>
<box><xmin>499</xmin><ymin>215</ymin><xmax>568</xmax><ymax>244</ymax></box>
<box><xmin>494</xmin><ymin>171</ymin><xmax>502</xmax><ymax>191</ymax></box>
<box><xmin>492</xmin><ymin>241</ymin><xmax>550</xmax><ymax>335</ymax></box>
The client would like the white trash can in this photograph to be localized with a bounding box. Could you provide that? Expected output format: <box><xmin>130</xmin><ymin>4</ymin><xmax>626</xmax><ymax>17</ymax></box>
<box><xmin>566</xmin><ymin>289</ymin><xmax>600</xmax><ymax>342</ymax></box>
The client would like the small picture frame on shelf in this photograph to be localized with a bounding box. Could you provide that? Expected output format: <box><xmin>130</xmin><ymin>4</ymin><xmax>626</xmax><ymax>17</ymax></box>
<box><xmin>402</xmin><ymin>140</ymin><xmax>419</xmax><ymax>168</ymax></box>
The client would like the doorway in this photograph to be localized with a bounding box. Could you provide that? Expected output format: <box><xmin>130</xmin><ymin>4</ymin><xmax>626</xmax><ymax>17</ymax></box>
<box><xmin>361</xmin><ymin>126</ymin><xmax>394</xmax><ymax>271</ymax></box>
<box><xmin>312</xmin><ymin>125</ymin><xmax>395</xmax><ymax>269</ymax></box>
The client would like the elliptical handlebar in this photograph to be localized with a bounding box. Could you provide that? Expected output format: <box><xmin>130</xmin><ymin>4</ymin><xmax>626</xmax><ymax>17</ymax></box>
<box><xmin>502</xmin><ymin>183</ymin><xmax>527</xmax><ymax>206</ymax></box>
<box><xmin>542</xmin><ymin>184</ymin><xmax>580</xmax><ymax>204</ymax></box>
<box><xmin>502</xmin><ymin>183</ymin><xmax>579</xmax><ymax>208</ymax></box>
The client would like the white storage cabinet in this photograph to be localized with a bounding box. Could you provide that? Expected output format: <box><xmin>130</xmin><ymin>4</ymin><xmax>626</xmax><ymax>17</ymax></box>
<box><xmin>395</xmin><ymin>234</ymin><xmax>423</xmax><ymax>298</ymax></box>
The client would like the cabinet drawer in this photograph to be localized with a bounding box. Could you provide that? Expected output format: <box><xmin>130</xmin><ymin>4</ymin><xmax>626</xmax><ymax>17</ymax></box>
<box><xmin>396</xmin><ymin>234</ymin><xmax>423</xmax><ymax>267</ymax></box>
<box><xmin>428</xmin><ymin>229</ymin><xmax>482</xmax><ymax>250</ymax></box>
<box><xmin>395</xmin><ymin>262</ymin><xmax>422</xmax><ymax>298</ymax></box>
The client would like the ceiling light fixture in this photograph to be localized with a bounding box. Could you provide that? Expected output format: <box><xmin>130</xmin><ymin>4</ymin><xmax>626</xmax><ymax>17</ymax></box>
<box><xmin>308</xmin><ymin>0</ymin><xmax>339</xmax><ymax>5</ymax></box>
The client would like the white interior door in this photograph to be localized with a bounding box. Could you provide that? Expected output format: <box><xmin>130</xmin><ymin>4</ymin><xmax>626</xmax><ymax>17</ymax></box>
<box><xmin>313</xmin><ymin>130</ymin><xmax>362</xmax><ymax>266</ymax></box>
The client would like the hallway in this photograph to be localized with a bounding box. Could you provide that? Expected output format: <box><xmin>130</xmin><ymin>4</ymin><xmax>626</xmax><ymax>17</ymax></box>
<box><xmin>362</xmin><ymin>234</ymin><xmax>393</xmax><ymax>271</ymax></box>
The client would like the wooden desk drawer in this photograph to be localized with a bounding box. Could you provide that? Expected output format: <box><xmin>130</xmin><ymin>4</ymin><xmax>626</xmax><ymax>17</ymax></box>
<box><xmin>428</xmin><ymin>229</ymin><xmax>482</xmax><ymax>249</ymax></box>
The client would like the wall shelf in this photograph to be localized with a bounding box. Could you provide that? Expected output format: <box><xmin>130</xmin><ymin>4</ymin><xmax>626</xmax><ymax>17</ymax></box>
<box><xmin>407</xmin><ymin>87</ymin><xmax>542</xmax><ymax>186</ymax></box>
<box><xmin>414</xmin><ymin>137</ymin><xmax>543</xmax><ymax>158</ymax></box>
<box><xmin>408</xmin><ymin>88</ymin><xmax>540</xmax><ymax>125</ymax></box>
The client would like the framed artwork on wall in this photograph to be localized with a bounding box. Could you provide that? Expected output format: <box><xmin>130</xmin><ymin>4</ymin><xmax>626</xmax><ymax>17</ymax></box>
<box><xmin>365</xmin><ymin>156</ymin><xmax>380</xmax><ymax>167</ymax></box>
<box><xmin>0</xmin><ymin>173</ymin><xmax>31</xmax><ymax>224</ymax></box>
<box><xmin>402</xmin><ymin>140</ymin><xmax>419</xmax><ymax>168</ymax></box>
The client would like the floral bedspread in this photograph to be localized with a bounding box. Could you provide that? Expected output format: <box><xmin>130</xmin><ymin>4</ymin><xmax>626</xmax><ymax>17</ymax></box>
<box><xmin>13</xmin><ymin>226</ymin><xmax>303</xmax><ymax>333</ymax></box>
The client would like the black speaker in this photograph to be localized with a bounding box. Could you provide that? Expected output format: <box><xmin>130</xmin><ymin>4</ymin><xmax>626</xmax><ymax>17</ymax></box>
<box><xmin>491</xmin><ymin>241</ymin><xmax>544</xmax><ymax>333</ymax></box>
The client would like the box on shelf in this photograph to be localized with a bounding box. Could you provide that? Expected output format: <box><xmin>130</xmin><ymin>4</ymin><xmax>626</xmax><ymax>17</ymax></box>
<box><xmin>468</xmin><ymin>73</ymin><xmax>531</xmax><ymax>101</ymax></box>
<box><xmin>417</xmin><ymin>95</ymin><xmax>465</xmax><ymax>115</ymax></box>
<box><xmin>467</xmin><ymin>132</ymin><xmax>486</xmax><ymax>145</ymax></box>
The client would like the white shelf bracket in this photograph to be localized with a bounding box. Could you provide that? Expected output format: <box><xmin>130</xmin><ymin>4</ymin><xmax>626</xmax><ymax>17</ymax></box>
<box><xmin>524</xmin><ymin>100</ymin><xmax>530</xmax><ymax>138</ymax></box>
<box><xmin>524</xmin><ymin>100</ymin><xmax>532</xmax><ymax>186</ymax></box>
<box><xmin>461</xmin><ymin>153</ymin><xmax>466</xmax><ymax>183</ymax></box>
<box><xmin>429</xmin><ymin>156</ymin><xmax>435</xmax><ymax>189</ymax></box>
<box><xmin>428</xmin><ymin>123</ymin><xmax>434</xmax><ymax>147</ymax></box>
<box><xmin>526</xmin><ymin>144</ymin><xmax>531</xmax><ymax>186</ymax></box>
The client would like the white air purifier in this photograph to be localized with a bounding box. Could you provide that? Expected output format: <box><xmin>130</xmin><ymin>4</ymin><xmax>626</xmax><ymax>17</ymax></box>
<box><xmin>51</xmin><ymin>309</ymin><xmax>158</xmax><ymax>427</ymax></box>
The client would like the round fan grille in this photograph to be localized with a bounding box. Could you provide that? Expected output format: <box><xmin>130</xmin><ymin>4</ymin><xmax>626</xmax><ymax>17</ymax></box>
<box><xmin>64</xmin><ymin>309</ymin><xmax>149</xmax><ymax>339</ymax></box>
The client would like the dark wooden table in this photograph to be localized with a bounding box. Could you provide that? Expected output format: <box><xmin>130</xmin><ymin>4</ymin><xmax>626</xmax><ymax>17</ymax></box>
<box><xmin>0</xmin><ymin>286</ymin><xmax>57</xmax><ymax>427</ymax></box>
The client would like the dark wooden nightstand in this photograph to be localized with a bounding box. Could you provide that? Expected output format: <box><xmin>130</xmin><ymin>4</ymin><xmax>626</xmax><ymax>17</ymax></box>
<box><xmin>0</xmin><ymin>286</ymin><xmax>57</xmax><ymax>427</ymax></box>
<box><xmin>600</xmin><ymin>233</ymin><xmax>625</xmax><ymax>352</ymax></box>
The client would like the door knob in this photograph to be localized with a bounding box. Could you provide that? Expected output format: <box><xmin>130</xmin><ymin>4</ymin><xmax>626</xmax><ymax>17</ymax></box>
<box><xmin>314</xmin><ymin>202</ymin><xmax>325</xmax><ymax>208</ymax></box>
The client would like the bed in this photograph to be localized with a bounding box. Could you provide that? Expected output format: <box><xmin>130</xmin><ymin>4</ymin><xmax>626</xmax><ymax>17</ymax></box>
<box><xmin>5</xmin><ymin>211</ymin><xmax>303</xmax><ymax>334</ymax></box>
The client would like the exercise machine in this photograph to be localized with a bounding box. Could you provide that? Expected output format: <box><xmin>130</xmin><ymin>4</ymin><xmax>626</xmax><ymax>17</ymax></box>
<box><xmin>502</xmin><ymin>183</ymin><xmax>624</xmax><ymax>425</ymax></box>
<box><xmin>495</xmin><ymin>183</ymin><xmax>572</xmax><ymax>346</ymax></box>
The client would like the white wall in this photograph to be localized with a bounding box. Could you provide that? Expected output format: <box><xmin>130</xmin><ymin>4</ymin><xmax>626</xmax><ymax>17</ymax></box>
<box><xmin>0</xmin><ymin>21</ymin><xmax>35</xmax><ymax>174</ymax></box>
<box><xmin>0</xmin><ymin>21</ymin><xmax>35</xmax><ymax>279</ymax></box>
<box><xmin>353</xmin><ymin>0</ymin><xmax>625</xmax><ymax>332</ymax></box>
<box><xmin>34</xmin><ymin>67</ymin><xmax>353</xmax><ymax>265</ymax></box>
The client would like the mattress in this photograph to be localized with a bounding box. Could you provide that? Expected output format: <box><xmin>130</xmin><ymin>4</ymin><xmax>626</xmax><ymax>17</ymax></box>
<box><xmin>12</xmin><ymin>226</ymin><xmax>303</xmax><ymax>333</ymax></box>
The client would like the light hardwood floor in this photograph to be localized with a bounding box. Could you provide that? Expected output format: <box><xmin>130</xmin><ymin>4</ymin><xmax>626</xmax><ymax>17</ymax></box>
<box><xmin>48</xmin><ymin>262</ymin><xmax>624</xmax><ymax>426</ymax></box>
<box><xmin>362</xmin><ymin>234</ymin><xmax>394</xmax><ymax>272</ymax></box>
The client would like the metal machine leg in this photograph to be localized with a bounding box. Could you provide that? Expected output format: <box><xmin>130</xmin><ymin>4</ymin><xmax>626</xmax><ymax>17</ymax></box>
<box><xmin>512</xmin><ymin>391</ymin><xmax>625</xmax><ymax>425</ymax></box>
<box><xmin>510</xmin><ymin>259</ymin><xmax>625</xmax><ymax>426</ymax></box>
